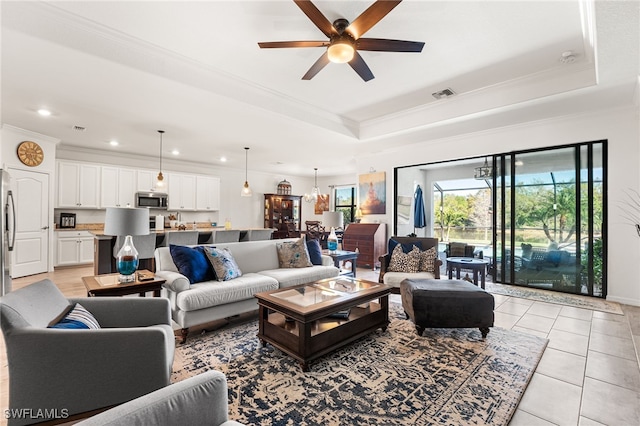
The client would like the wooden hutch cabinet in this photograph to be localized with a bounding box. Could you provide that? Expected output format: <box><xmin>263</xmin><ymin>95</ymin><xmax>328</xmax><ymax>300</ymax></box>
<box><xmin>264</xmin><ymin>194</ymin><xmax>302</xmax><ymax>239</ymax></box>
<box><xmin>342</xmin><ymin>223</ymin><xmax>386</xmax><ymax>269</ymax></box>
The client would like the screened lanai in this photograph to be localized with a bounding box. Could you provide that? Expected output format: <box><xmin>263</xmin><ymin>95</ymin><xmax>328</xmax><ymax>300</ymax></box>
<box><xmin>395</xmin><ymin>141</ymin><xmax>606</xmax><ymax>298</ymax></box>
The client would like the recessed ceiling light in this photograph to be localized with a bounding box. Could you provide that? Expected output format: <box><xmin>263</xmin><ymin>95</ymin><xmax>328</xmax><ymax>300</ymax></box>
<box><xmin>171</xmin><ymin>149</ymin><xmax>180</xmax><ymax>155</ymax></box>
<box><xmin>38</xmin><ymin>109</ymin><xmax>51</xmax><ymax>116</ymax></box>
<box><xmin>109</xmin><ymin>140</ymin><xmax>119</xmax><ymax>146</ymax></box>
<box><xmin>220</xmin><ymin>156</ymin><xmax>227</xmax><ymax>162</ymax></box>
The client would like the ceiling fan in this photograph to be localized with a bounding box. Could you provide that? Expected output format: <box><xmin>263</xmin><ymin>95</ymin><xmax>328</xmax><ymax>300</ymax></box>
<box><xmin>258</xmin><ymin>0</ymin><xmax>424</xmax><ymax>82</ymax></box>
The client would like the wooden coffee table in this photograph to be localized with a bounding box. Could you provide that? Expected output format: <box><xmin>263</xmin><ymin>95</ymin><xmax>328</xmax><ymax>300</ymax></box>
<box><xmin>255</xmin><ymin>277</ymin><xmax>390</xmax><ymax>371</ymax></box>
<box><xmin>82</xmin><ymin>270</ymin><xmax>165</xmax><ymax>297</ymax></box>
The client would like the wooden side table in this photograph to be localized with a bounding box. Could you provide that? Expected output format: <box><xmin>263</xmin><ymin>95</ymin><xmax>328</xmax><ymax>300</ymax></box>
<box><xmin>82</xmin><ymin>270</ymin><xmax>165</xmax><ymax>297</ymax></box>
<box><xmin>323</xmin><ymin>250</ymin><xmax>359</xmax><ymax>277</ymax></box>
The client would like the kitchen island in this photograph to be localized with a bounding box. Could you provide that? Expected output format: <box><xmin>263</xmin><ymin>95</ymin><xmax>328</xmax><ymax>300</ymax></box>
<box><xmin>91</xmin><ymin>228</ymin><xmax>272</xmax><ymax>274</ymax></box>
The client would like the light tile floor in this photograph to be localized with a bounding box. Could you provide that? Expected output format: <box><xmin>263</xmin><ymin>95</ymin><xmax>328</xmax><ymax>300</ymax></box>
<box><xmin>360</xmin><ymin>268</ymin><xmax>640</xmax><ymax>426</ymax></box>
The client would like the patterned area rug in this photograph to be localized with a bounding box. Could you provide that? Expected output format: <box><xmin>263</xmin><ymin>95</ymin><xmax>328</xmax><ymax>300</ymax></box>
<box><xmin>485</xmin><ymin>282</ymin><xmax>623</xmax><ymax>314</ymax></box>
<box><xmin>173</xmin><ymin>305</ymin><xmax>548</xmax><ymax>425</ymax></box>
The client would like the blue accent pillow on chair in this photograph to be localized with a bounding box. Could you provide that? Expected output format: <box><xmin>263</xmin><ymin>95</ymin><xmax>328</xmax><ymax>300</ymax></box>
<box><xmin>48</xmin><ymin>303</ymin><xmax>101</xmax><ymax>329</ymax></box>
<box><xmin>306</xmin><ymin>238</ymin><xmax>323</xmax><ymax>265</ymax></box>
<box><xmin>388</xmin><ymin>238</ymin><xmax>422</xmax><ymax>255</ymax></box>
<box><xmin>170</xmin><ymin>244</ymin><xmax>217</xmax><ymax>284</ymax></box>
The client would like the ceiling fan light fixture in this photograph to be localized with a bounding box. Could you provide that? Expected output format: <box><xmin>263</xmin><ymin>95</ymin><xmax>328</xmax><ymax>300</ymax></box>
<box><xmin>327</xmin><ymin>41</ymin><xmax>355</xmax><ymax>63</ymax></box>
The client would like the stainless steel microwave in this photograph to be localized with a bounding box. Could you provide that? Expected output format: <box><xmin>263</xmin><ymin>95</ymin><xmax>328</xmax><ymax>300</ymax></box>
<box><xmin>135</xmin><ymin>192</ymin><xmax>168</xmax><ymax>209</ymax></box>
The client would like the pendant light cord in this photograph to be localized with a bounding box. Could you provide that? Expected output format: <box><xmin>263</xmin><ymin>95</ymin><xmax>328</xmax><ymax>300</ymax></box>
<box><xmin>245</xmin><ymin>147</ymin><xmax>249</xmax><ymax>181</ymax></box>
<box><xmin>158</xmin><ymin>130</ymin><xmax>164</xmax><ymax>174</ymax></box>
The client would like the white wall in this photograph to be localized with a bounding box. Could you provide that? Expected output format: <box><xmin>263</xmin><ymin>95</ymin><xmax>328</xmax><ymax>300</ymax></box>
<box><xmin>356</xmin><ymin>105</ymin><xmax>640</xmax><ymax>306</ymax></box>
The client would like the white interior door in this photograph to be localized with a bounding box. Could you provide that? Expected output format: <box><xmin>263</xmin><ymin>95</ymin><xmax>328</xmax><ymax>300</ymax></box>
<box><xmin>10</xmin><ymin>168</ymin><xmax>50</xmax><ymax>278</ymax></box>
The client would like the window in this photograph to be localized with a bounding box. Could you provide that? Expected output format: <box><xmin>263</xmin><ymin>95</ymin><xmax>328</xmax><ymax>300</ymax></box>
<box><xmin>334</xmin><ymin>186</ymin><xmax>356</xmax><ymax>225</ymax></box>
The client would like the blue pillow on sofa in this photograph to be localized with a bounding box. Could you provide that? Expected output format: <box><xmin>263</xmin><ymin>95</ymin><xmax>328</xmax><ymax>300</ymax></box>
<box><xmin>306</xmin><ymin>238</ymin><xmax>323</xmax><ymax>265</ymax></box>
<box><xmin>170</xmin><ymin>244</ymin><xmax>217</xmax><ymax>284</ymax></box>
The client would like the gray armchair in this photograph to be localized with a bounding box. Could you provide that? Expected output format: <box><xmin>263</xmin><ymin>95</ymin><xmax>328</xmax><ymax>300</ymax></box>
<box><xmin>77</xmin><ymin>370</ymin><xmax>245</xmax><ymax>426</ymax></box>
<box><xmin>0</xmin><ymin>279</ymin><xmax>175</xmax><ymax>425</ymax></box>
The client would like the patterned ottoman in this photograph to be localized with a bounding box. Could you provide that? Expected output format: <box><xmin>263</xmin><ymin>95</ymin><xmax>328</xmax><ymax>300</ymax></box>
<box><xmin>400</xmin><ymin>278</ymin><xmax>495</xmax><ymax>338</ymax></box>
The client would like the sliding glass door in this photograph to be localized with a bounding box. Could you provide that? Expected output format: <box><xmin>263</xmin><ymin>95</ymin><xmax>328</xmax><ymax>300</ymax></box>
<box><xmin>494</xmin><ymin>141</ymin><xmax>606</xmax><ymax>297</ymax></box>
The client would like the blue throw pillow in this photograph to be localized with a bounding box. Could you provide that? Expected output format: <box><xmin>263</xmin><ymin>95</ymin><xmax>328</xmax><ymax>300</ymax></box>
<box><xmin>48</xmin><ymin>303</ymin><xmax>101</xmax><ymax>329</ymax></box>
<box><xmin>306</xmin><ymin>238</ymin><xmax>323</xmax><ymax>265</ymax></box>
<box><xmin>170</xmin><ymin>244</ymin><xmax>217</xmax><ymax>284</ymax></box>
<box><xmin>388</xmin><ymin>238</ymin><xmax>422</xmax><ymax>255</ymax></box>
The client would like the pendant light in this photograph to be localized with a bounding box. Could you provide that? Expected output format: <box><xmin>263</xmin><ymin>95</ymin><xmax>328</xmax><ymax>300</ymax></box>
<box><xmin>240</xmin><ymin>147</ymin><xmax>252</xmax><ymax>197</ymax></box>
<box><xmin>304</xmin><ymin>168</ymin><xmax>320</xmax><ymax>203</ymax></box>
<box><xmin>156</xmin><ymin>130</ymin><xmax>165</xmax><ymax>189</ymax></box>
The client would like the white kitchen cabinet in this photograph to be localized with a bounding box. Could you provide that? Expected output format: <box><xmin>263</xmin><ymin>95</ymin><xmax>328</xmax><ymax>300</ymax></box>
<box><xmin>56</xmin><ymin>161</ymin><xmax>100</xmax><ymax>208</ymax></box>
<box><xmin>196</xmin><ymin>176</ymin><xmax>220</xmax><ymax>211</ymax></box>
<box><xmin>100</xmin><ymin>166</ymin><xmax>136</xmax><ymax>208</ymax></box>
<box><xmin>168</xmin><ymin>173</ymin><xmax>196</xmax><ymax>210</ymax></box>
<box><xmin>136</xmin><ymin>169</ymin><xmax>162</xmax><ymax>193</ymax></box>
<box><xmin>55</xmin><ymin>231</ymin><xmax>94</xmax><ymax>266</ymax></box>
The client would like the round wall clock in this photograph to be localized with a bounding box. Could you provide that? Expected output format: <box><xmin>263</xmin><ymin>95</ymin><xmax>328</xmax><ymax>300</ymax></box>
<box><xmin>17</xmin><ymin>141</ymin><xmax>44</xmax><ymax>167</ymax></box>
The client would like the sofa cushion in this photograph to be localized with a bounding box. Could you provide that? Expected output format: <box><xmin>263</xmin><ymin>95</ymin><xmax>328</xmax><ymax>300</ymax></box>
<box><xmin>383</xmin><ymin>271</ymin><xmax>436</xmax><ymax>288</ymax></box>
<box><xmin>170</xmin><ymin>245</ymin><xmax>217</xmax><ymax>284</ymax></box>
<box><xmin>306</xmin><ymin>238</ymin><xmax>323</xmax><ymax>265</ymax></box>
<box><xmin>276</xmin><ymin>237</ymin><xmax>312</xmax><ymax>268</ymax></box>
<box><xmin>204</xmin><ymin>247</ymin><xmax>243</xmax><ymax>281</ymax></box>
<box><xmin>388</xmin><ymin>245</ymin><xmax>420</xmax><ymax>273</ymax></box>
<box><xmin>48</xmin><ymin>303</ymin><xmax>101</xmax><ymax>329</ymax></box>
<box><xmin>417</xmin><ymin>247</ymin><xmax>437</xmax><ymax>273</ymax></box>
<box><xmin>175</xmin><ymin>273</ymin><xmax>278</xmax><ymax>312</ymax></box>
<box><xmin>258</xmin><ymin>265</ymin><xmax>339</xmax><ymax>288</ymax></box>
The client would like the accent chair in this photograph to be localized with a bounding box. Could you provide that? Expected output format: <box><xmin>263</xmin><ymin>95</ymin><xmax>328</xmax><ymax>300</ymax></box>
<box><xmin>0</xmin><ymin>279</ymin><xmax>175</xmax><ymax>425</ymax></box>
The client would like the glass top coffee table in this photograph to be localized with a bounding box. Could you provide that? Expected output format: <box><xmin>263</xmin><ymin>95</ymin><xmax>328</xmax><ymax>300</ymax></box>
<box><xmin>255</xmin><ymin>276</ymin><xmax>391</xmax><ymax>371</ymax></box>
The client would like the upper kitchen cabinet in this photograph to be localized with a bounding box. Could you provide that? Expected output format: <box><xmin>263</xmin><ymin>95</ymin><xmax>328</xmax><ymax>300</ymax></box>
<box><xmin>136</xmin><ymin>169</ymin><xmax>158</xmax><ymax>193</ymax></box>
<box><xmin>167</xmin><ymin>173</ymin><xmax>196</xmax><ymax>210</ymax></box>
<box><xmin>56</xmin><ymin>161</ymin><xmax>100</xmax><ymax>208</ymax></box>
<box><xmin>196</xmin><ymin>176</ymin><xmax>220</xmax><ymax>211</ymax></box>
<box><xmin>100</xmin><ymin>166</ymin><xmax>136</xmax><ymax>208</ymax></box>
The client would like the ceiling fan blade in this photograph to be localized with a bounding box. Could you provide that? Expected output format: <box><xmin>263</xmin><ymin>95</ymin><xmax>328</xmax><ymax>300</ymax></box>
<box><xmin>348</xmin><ymin>52</ymin><xmax>374</xmax><ymax>82</ymax></box>
<box><xmin>293</xmin><ymin>0</ymin><xmax>338</xmax><ymax>38</ymax></box>
<box><xmin>302</xmin><ymin>52</ymin><xmax>331</xmax><ymax>80</ymax></box>
<box><xmin>357</xmin><ymin>38</ymin><xmax>424</xmax><ymax>52</ymax></box>
<box><xmin>258</xmin><ymin>41</ymin><xmax>328</xmax><ymax>49</ymax></box>
<box><xmin>346</xmin><ymin>0</ymin><xmax>402</xmax><ymax>39</ymax></box>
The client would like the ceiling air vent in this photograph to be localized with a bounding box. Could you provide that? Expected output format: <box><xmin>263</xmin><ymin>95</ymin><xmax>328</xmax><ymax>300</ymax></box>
<box><xmin>72</xmin><ymin>125</ymin><xmax>86</xmax><ymax>132</ymax></box>
<box><xmin>432</xmin><ymin>88</ymin><xmax>456</xmax><ymax>100</ymax></box>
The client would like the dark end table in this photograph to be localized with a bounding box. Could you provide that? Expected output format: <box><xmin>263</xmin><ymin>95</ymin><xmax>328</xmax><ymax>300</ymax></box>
<box><xmin>446</xmin><ymin>257</ymin><xmax>490</xmax><ymax>289</ymax></box>
<box><xmin>323</xmin><ymin>250</ymin><xmax>358</xmax><ymax>277</ymax></box>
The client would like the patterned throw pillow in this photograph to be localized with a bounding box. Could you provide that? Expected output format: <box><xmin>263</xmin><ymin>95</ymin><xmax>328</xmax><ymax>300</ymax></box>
<box><xmin>417</xmin><ymin>247</ymin><xmax>437</xmax><ymax>272</ymax></box>
<box><xmin>387</xmin><ymin>244</ymin><xmax>420</xmax><ymax>273</ymax></box>
<box><xmin>48</xmin><ymin>303</ymin><xmax>101</xmax><ymax>329</ymax></box>
<box><xmin>276</xmin><ymin>237</ymin><xmax>312</xmax><ymax>268</ymax></box>
<box><xmin>204</xmin><ymin>247</ymin><xmax>242</xmax><ymax>281</ymax></box>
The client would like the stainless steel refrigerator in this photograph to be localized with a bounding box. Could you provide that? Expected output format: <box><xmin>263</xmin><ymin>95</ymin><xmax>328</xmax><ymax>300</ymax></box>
<box><xmin>1</xmin><ymin>169</ymin><xmax>15</xmax><ymax>295</ymax></box>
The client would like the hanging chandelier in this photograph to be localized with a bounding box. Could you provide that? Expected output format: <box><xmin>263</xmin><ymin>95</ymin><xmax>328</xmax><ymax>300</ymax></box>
<box><xmin>304</xmin><ymin>168</ymin><xmax>320</xmax><ymax>203</ymax></box>
<box><xmin>474</xmin><ymin>157</ymin><xmax>493</xmax><ymax>180</ymax></box>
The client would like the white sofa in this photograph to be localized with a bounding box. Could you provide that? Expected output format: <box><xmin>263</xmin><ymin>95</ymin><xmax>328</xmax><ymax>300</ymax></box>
<box><xmin>154</xmin><ymin>238</ymin><xmax>339</xmax><ymax>343</ymax></box>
